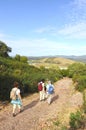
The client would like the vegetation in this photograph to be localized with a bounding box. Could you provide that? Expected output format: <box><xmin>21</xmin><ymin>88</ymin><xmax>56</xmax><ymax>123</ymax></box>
<box><xmin>0</xmin><ymin>44</ymin><xmax>63</xmax><ymax>101</ymax></box>
<box><xmin>0</xmin><ymin>41</ymin><xmax>86</xmax><ymax>129</ymax></box>
<box><xmin>69</xmin><ymin>110</ymin><xmax>85</xmax><ymax>129</ymax></box>
<box><xmin>68</xmin><ymin>63</ymin><xmax>86</xmax><ymax>92</ymax></box>
<box><xmin>0</xmin><ymin>41</ymin><xmax>11</xmax><ymax>57</ymax></box>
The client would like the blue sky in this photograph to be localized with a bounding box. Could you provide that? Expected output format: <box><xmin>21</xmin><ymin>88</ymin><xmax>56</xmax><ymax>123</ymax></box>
<box><xmin>0</xmin><ymin>0</ymin><xmax>86</xmax><ymax>56</ymax></box>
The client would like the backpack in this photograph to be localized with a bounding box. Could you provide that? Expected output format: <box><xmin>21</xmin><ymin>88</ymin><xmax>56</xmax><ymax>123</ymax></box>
<box><xmin>48</xmin><ymin>85</ymin><xmax>54</xmax><ymax>94</ymax></box>
<box><xmin>10</xmin><ymin>88</ymin><xmax>18</xmax><ymax>100</ymax></box>
<box><xmin>38</xmin><ymin>82</ymin><xmax>43</xmax><ymax>91</ymax></box>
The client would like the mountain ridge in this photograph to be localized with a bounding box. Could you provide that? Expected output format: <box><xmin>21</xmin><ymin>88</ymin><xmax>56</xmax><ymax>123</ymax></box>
<box><xmin>28</xmin><ymin>55</ymin><xmax>86</xmax><ymax>63</ymax></box>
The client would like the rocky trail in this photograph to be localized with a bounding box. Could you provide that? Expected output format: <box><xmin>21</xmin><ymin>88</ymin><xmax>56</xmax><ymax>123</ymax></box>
<box><xmin>0</xmin><ymin>78</ymin><xmax>83</xmax><ymax>130</ymax></box>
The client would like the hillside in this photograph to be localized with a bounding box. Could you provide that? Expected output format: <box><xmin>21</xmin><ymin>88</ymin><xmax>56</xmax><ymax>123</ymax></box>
<box><xmin>62</xmin><ymin>55</ymin><xmax>86</xmax><ymax>63</ymax></box>
<box><xmin>28</xmin><ymin>57</ymin><xmax>76</xmax><ymax>69</ymax></box>
<box><xmin>0</xmin><ymin>78</ymin><xmax>83</xmax><ymax>130</ymax></box>
<box><xmin>29</xmin><ymin>55</ymin><xmax>86</xmax><ymax>63</ymax></box>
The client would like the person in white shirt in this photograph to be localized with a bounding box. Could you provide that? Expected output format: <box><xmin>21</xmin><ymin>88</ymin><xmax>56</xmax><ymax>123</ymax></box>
<box><xmin>11</xmin><ymin>81</ymin><xmax>22</xmax><ymax>117</ymax></box>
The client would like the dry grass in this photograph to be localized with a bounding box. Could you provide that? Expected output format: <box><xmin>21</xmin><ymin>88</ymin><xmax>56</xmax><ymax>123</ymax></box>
<box><xmin>29</xmin><ymin>57</ymin><xmax>76</xmax><ymax>69</ymax></box>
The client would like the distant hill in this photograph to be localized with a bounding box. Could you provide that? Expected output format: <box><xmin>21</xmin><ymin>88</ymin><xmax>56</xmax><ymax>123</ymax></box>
<box><xmin>62</xmin><ymin>55</ymin><xmax>86</xmax><ymax>63</ymax></box>
<box><xmin>28</xmin><ymin>56</ymin><xmax>76</xmax><ymax>69</ymax></box>
<box><xmin>28</xmin><ymin>55</ymin><xmax>86</xmax><ymax>63</ymax></box>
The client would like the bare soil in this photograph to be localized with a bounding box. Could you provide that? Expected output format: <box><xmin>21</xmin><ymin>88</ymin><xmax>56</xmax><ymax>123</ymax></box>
<box><xmin>0</xmin><ymin>78</ymin><xmax>83</xmax><ymax>130</ymax></box>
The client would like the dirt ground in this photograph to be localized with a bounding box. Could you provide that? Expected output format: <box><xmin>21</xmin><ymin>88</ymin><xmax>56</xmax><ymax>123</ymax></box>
<box><xmin>0</xmin><ymin>78</ymin><xmax>83</xmax><ymax>130</ymax></box>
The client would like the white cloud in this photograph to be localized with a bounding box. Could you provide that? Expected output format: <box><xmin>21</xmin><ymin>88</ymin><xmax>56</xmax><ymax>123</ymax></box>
<box><xmin>6</xmin><ymin>38</ymin><xmax>86</xmax><ymax>56</ymax></box>
<box><xmin>0</xmin><ymin>28</ymin><xmax>86</xmax><ymax>57</ymax></box>
<box><xmin>72</xmin><ymin>0</ymin><xmax>86</xmax><ymax>8</ymax></box>
<box><xmin>70</xmin><ymin>0</ymin><xmax>86</xmax><ymax>21</ymax></box>
<box><xmin>6</xmin><ymin>38</ymin><xmax>65</xmax><ymax>56</ymax></box>
<box><xmin>59</xmin><ymin>0</ymin><xmax>86</xmax><ymax>39</ymax></box>
<box><xmin>34</xmin><ymin>26</ymin><xmax>56</xmax><ymax>34</ymax></box>
<box><xmin>34</xmin><ymin>21</ymin><xmax>86</xmax><ymax>39</ymax></box>
<box><xmin>58</xmin><ymin>22</ymin><xmax>86</xmax><ymax>39</ymax></box>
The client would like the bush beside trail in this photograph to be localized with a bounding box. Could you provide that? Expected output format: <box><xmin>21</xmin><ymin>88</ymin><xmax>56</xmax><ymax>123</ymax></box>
<box><xmin>0</xmin><ymin>56</ymin><xmax>63</xmax><ymax>101</ymax></box>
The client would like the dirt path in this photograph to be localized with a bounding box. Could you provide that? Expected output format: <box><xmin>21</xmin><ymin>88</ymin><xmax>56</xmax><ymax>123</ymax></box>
<box><xmin>0</xmin><ymin>78</ymin><xmax>83</xmax><ymax>130</ymax></box>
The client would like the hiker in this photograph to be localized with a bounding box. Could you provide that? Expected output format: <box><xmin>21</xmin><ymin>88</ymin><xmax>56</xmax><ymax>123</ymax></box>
<box><xmin>38</xmin><ymin>79</ymin><xmax>46</xmax><ymax>101</ymax></box>
<box><xmin>46</xmin><ymin>80</ymin><xmax>54</xmax><ymax>104</ymax></box>
<box><xmin>10</xmin><ymin>81</ymin><xmax>23</xmax><ymax>117</ymax></box>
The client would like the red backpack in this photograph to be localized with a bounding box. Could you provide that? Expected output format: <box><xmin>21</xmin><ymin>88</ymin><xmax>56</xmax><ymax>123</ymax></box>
<box><xmin>38</xmin><ymin>82</ymin><xmax>43</xmax><ymax>91</ymax></box>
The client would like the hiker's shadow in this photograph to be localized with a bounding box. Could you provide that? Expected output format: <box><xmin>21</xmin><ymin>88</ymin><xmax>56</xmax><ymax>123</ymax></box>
<box><xmin>23</xmin><ymin>98</ymin><xmax>39</xmax><ymax>111</ymax></box>
<box><xmin>52</xmin><ymin>94</ymin><xmax>59</xmax><ymax>103</ymax></box>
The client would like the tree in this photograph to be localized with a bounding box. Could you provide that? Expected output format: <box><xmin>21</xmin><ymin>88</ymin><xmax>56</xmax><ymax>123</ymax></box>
<box><xmin>20</xmin><ymin>56</ymin><xmax>28</xmax><ymax>63</ymax></box>
<box><xmin>14</xmin><ymin>55</ymin><xmax>28</xmax><ymax>63</ymax></box>
<box><xmin>0</xmin><ymin>41</ymin><xmax>11</xmax><ymax>57</ymax></box>
<box><xmin>14</xmin><ymin>54</ymin><xmax>20</xmax><ymax>61</ymax></box>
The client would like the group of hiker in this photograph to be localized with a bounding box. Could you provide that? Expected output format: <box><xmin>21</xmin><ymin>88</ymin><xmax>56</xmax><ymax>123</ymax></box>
<box><xmin>10</xmin><ymin>79</ymin><xmax>55</xmax><ymax>117</ymax></box>
<box><xmin>38</xmin><ymin>79</ymin><xmax>54</xmax><ymax>104</ymax></box>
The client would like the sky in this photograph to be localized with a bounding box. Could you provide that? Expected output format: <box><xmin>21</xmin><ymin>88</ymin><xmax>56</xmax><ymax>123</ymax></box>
<box><xmin>0</xmin><ymin>0</ymin><xmax>86</xmax><ymax>57</ymax></box>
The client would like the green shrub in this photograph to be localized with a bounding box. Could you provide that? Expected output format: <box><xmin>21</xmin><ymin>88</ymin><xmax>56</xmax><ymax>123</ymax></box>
<box><xmin>60</xmin><ymin>69</ymin><xmax>69</xmax><ymax>77</ymax></box>
<box><xmin>69</xmin><ymin>111</ymin><xmax>83</xmax><ymax>129</ymax></box>
<box><xmin>82</xmin><ymin>90</ymin><xmax>86</xmax><ymax>113</ymax></box>
<box><xmin>53</xmin><ymin>120</ymin><xmax>60</xmax><ymax>126</ymax></box>
<box><xmin>0</xmin><ymin>56</ymin><xmax>63</xmax><ymax>101</ymax></box>
<box><xmin>73</xmin><ymin>75</ymin><xmax>86</xmax><ymax>92</ymax></box>
<box><xmin>68</xmin><ymin>63</ymin><xmax>86</xmax><ymax>78</ymax></box>
<box><xmin>61</xmin><ymin>126</ymin><xmax>67</xmax><ymax>130</ymax></box>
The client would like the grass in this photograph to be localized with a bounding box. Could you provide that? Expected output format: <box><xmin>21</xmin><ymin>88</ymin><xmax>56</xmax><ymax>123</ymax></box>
<box><xmin>29</xmin><ymin>57</ymin><xmax>75</xmax><ymax>69</ymax></box>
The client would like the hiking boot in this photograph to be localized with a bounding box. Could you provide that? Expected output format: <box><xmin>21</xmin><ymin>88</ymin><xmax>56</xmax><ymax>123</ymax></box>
<box><xmin>13</xmin><ymin>113</ymin><xmax>16</xmax><ymax>117</ymax></box>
